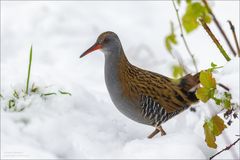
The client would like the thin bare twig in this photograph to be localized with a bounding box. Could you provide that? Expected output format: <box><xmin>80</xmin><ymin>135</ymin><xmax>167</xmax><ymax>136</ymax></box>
<box><xmin>202</xmin><ymin>0</ymin><xmax>237</xmax><ymax>57</ymax></box>
<box><xmin>199</xmin><ymin>18</ymin><xmax>231</xmax><ymax>61</ymax></box>
<box><xmin>227</xmin><ymin>20</ymin><xmax>240</xmax><ymax>57</ymax></box>
<box><xmin>209</xmin><ymin>138</ymin><xmax>240</xmax><ymax>160</ymax></box>
<box><xmin>217</xmin><ymin>83</ymin><xmax>230</xmax><ymax>91</ymax></box>
<box><xmin>172</xmin><ymin>0</ymin><xmax>198</xmax><ymax>73</ymax></box>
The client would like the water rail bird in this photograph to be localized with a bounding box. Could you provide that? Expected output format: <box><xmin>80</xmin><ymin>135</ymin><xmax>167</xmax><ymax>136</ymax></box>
<box><xmin>80</xmin><ymin>31</ymin><xmax>200</xmax><ymax>138</ymax></box>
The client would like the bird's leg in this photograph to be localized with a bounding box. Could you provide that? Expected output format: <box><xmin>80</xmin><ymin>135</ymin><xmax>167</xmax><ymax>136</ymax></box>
<box><xmin>147</xmin><ymin>125</ymin><xmax>166</xmax><ymax>138</ymax></box>
<box><xmin>157</xmin><ymin>125</ymin><xmax>166</xmax><ymax>136</ymax></box>
<box><xmin>147</xmin><ymin>128</ymin><xmax>159</xmax><ymax>139</ymax></box>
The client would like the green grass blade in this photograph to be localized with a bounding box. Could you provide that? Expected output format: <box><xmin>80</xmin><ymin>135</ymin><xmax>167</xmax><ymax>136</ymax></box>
<box><xmin>25</xmin><ymin>46</ymin><xmax>33</xmax><ymax>94</ymax></box>
<box><xmin>41</xmin><ymin>92</ymin><xmax>57</xmax><ymax>97</ymax></box>
<box><xmin>59</xmin><ymin>90</ymin><xmax>72</xmax><ymax>96</ymax></box>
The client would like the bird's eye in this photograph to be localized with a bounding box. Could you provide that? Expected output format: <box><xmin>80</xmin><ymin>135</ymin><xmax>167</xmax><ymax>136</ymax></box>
<box><xmin>103</xmin><ymin>38</ymin><xmax>110</xmax><ymax>43</ymax></box>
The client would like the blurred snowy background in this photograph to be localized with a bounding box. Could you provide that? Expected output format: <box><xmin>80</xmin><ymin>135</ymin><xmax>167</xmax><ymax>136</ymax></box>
<box><xmin>1</xmin><ymin>1</ymin><xmax>239</xmax><ymax>159</ymax></box>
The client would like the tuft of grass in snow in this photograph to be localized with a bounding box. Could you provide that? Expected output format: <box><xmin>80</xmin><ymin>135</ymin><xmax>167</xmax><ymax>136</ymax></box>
<box><xmin>1</xmin><ymin>46</ymin><xmax>71</xmax><ymax>112</ymax></box>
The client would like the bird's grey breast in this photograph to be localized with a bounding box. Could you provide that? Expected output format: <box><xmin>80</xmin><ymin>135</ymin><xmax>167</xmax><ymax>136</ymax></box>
<box><xmin>104</xmin><ymin>54</ymin><xmax>150</xmax><ymax>125</ymax></box>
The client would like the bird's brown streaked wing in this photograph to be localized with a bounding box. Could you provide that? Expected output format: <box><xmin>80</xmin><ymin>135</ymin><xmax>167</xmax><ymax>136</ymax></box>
<box><xmin>142</xmin><ymin>73</ymin><xmax>191</xmax><ymax>113</ymax></box>
<box><xmin>120</xmin><ymin>65</ymin><xmax>192</xmax><ymax>113</ymax></box>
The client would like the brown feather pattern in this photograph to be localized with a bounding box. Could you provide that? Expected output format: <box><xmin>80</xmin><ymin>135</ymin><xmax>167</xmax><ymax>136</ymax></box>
<box><xmin>117</xmin><ymin>52</ymin><xmax>199</xmax><ymax>114</ymax></box>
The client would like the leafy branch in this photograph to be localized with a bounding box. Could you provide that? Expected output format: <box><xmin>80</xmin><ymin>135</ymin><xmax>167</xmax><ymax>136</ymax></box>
<box><xmin>165</xmin><ymin>0</ymin><xmax>239</xmax><ymax>158</ymax></box>
<box><xmin>196</xmin><ymin>64</ymin><xmax>239</xmax><ymax>149</ymax></box>
<box><xmin>203</xmin><ymin>115</ymin><xmax>227</xmax><ymax>149</ymax></box>
<box><xmin>166</xmin><ymin>0</ymin><xmax>212</xmax><ymax>77</ymax></box>
<box><xmin>172</xmin><ymin>0</ymin><xmax>198</xmax><ymax>73</ymax></box>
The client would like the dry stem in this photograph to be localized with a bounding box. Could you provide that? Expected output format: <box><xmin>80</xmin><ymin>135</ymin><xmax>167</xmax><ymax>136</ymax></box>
<box><xmin>227</xmin><ymin>20</ymin><xmax>240</xmax><ymax>57</ymax></box>
<box><xmin>202</xmin><ymin>0</ymin><xmax>237</xmax><ymax>57</ymax></box>
<box><xmin>199</xmin><ymin>18</ymin><xmax>231</xmax><ymax>61</ymax></box>
<box><xmin>209</xmin><ymin>138</ymin><xmax>240</xmax><ymax>160</ymax></box>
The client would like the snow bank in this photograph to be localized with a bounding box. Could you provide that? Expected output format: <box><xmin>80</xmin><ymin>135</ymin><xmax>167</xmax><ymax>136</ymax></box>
<box><xmin>1</xmin><ymin>88</ymin><xmax>211</xmax><ymax>159</ymax></box>
<box><xmin>1</xmin><ymin>59</ymin><xmax>238</xmax><ymax>159</ymax></box>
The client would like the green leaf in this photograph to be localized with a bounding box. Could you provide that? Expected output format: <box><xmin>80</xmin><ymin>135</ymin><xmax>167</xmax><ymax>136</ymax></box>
<box><xmin>186</xmin><ymin>0</ymin><xmax>191</xmax><ymax>4</ymax></box>
<box><xmin>223</xmin><ymin>99</ymin><xmax>231</xmax><ymax>109</ymax></box>
<box><xmin>165</xmin><ymin>22</ymin><xmax>178</xmax><ymax>53</ymax></box>
<box><xmin>212</xmin><ymin>97</ymin><xmax>222</xmax><ymax>105</ymax></box>
<box><xmin>211</xmin><ymin>115</ymin><xmax>227</xmax><ymax>136</ymax></box>
<box><xmin>182</xmin><ymin>2</ymin><xmax>212</xmax><ymax>33</ymax></box>
<box><xmin>211</xmin><ymin>62</ymin><xmax>217</xmax><ymax>68</ymax></box>
<box><xmin>204</xmin><ymin>121</ymin><xmax>217</xmax><ymax>148</ymax></box>
<box><xmin>172</xmin><ymin>65</ymin><xmax>184</xmax><ymax>79</ymax></box>
<box><xmin>199</xmin><ymin>70</ymin><xmax>216</xmax><ymax>89</ymax></box>
<box><xmin>208</xmin><ymin>62</ymin><xmax>223</xmax><ymax>72</ymax></box>
<box><xmin>165</xmin><ymin>33</ymin><xmax>177</xmax><ymax>53</ymax></box>
<box><xmin>196</xmin><ymin>87</ymin><xmax>211</xmax><ymax>102</ymax></box>
<box><xmin>165</xmin><ymin>38</ymin><xmax>171</xmax><ymax>53</ymax></box>
<box><xmin>222</xmin><ymin>92</ymin><xmax>232</xmax><ymax>109</ymax></box>
<box><xmin>203</xmin><ymin>115</ymin><xmax>227</xmax><ymax>148</ymax></box>
<box><xmin>196</xmin><ymin>70</ymin><xmax>216</xmax><ymax>102</ymax></box>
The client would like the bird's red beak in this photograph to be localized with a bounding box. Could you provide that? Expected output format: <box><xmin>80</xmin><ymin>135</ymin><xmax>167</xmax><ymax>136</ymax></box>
<box><xmin>80</xmin><ymin>43</ymin><xmax>102</xmax><ymax>58</ymax></box>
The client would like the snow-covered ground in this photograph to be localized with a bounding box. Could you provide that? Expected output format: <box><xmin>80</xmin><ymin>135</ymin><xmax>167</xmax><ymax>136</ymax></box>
<box><xmin>1</xmin><ymin>1</ymin><xmax>239</xmax><ymax>159</ymax></box>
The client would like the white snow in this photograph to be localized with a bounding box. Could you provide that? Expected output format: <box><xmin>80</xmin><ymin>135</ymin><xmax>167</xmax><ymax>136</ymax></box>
<box><xmin>1</xmin><ymin>1</ymin><xmax>239</xmax><ymax>159</ymax></box>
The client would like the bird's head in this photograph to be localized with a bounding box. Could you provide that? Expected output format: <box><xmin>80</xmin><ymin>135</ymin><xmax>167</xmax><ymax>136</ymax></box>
<box><xmin>80</xmin><ymin>31</ymin><xmax>122</xmax><ymax>58</ymax></box>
